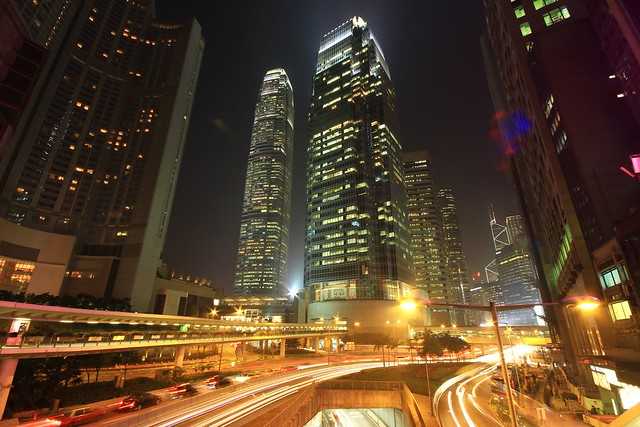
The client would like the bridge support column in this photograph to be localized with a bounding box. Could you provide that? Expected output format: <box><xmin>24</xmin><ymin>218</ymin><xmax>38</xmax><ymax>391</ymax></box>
<box><xmin>313</xmin><ymin>337</ymin><xmax>320</xmax><ymax>352</ymax></box>
<box><xmin>0</xmin><ymin>359</ymin><xmax>18</xmax><ymax>419</ymax></box>
<box><xmin>175</xmin><ymin>345</ymin><xmax>186</xmax><ymax>368</ymax></box>
<box><xmin>279</xmin><ymin>338</ymin><xmax>286</xmax><ymax>357</ymax></box>
<box><xmin>324</xmin><ymin>337</ymin><xmax>332</xmax><ymax>353</ymax></box>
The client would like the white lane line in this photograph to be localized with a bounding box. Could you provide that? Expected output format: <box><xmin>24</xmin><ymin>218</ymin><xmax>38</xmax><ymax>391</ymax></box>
<box><xmin>448</xmin><ymin>390</ymin><xmax>463</xmax><ymax>427</ymax></box>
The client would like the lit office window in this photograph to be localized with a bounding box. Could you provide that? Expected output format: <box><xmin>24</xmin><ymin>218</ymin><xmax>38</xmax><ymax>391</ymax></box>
<box><xmin>608</xmin><ymin>301</ymin><xmax>632</xmax><ymax>321</ymax></box>
<box><xmin>600</xmin><ymin>266</ymin><xmax>627</xmax><ymax>288</ymax></box>
<box><xmin>520</xmin><ymin>22</ymin><xmax>533</xmax><ymax>37</ymax></box>
<box><xmin>543</xmin><ymin>6</ymin><xmax>571</xmax><ymax>27</ymax></box>
<box><xmin>0</xmin><ymin>258</ymin><xmax>36</xmax><ymax>293</ymax></box>
<box><xmin>533</xmin><ymin>0</ymin><xmax>558</xmax><ymax>10</ymax></box>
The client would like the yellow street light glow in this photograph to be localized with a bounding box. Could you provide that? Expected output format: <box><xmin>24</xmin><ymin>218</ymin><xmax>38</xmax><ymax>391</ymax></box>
<box><xmin>575</xmin><ymin>300</ymin><xmax>600</xmax><ymax>312</ymax></box>
<box><xmin>354</xmin><ymin>321</ymin><xmax>361</xmax><ymax>327</ymax></box>
<box><xmin>400</xmin><ymin>300</ymin><xmax>417</xmax><ymax>311</ymax></box>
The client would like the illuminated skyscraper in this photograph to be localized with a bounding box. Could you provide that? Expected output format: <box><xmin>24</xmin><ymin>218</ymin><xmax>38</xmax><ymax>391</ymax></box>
<box><xmin>404</xmin><ymin>151</ymin><xmax>448</xmax><ymax>325</ymax></box>
<box><xmin>483</xmin><ymin>0</ymin><xmax>640</xmax><ymax>377</ymax></box>
<box><xmin>0</xmin><ymin>0</ymin><xmax>204</xmax><ymax>311</ymax></box>
<box><xmin>234</xmin><ymin>69</ymin><xmax>294</xmax><ymax>296</ymax></box>
<box><xmin>437</xmin><ymin>187</ymin><xmax>470</xmax><ymax>324</ymax></box>
<box><xmin>303</xmin><ymin>17</ymin><xmax>412</xmax><ymax>326</ymax></box>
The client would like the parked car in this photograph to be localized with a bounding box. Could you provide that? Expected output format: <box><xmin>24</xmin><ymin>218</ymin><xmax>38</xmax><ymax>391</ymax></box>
<box><xmin>116</xmin><ymin>392</ymin><xmax>161</xmax><ymax>411</ymax></box>
<box><xmin>168</xmin><ymin>383</ymin><xmax>198</xmax><ymax>399</ymax></box>
<box><xmin>49</xmin><ymin>407</ymin><xmax>106</xmax><ymax>426</ymax></box>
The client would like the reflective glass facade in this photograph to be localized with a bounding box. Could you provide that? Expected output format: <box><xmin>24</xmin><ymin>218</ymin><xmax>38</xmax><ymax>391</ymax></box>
<box><xmin>235</xmin><ymin>69</ymin><xmax>294</xmax><ymax>296</ymax></box>
<box><xmin>304</xmin><ymin>17</ymin><xmax>412</xmax><ymax>302</ymax></box>
<box><xmin>437</xmin><ymin>188</ymin><xmax>470</xmax><ymax>324</ymax></box>
<box><xmin>404</xmin><ymin>152</ymin><xmax>449</xmax><ymax>324</ymax></box>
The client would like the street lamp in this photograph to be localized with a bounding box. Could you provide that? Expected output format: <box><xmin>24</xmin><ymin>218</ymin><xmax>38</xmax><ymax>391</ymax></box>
<box><xmin>400</xmin><ymin>296</ymin><xmax>601</xmax><ymax>427</ymax></box>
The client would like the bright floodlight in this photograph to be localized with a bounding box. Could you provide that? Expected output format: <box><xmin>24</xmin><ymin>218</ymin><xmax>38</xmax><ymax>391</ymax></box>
<box><xmin>400</xmin><ymin>300</ymin><xmax>417</xmax><ymax>311</ymax></box>
<box><xmin>575</xmin><ymin>299</ymin><xmax>600</xmax><ymax>312</ymax></box>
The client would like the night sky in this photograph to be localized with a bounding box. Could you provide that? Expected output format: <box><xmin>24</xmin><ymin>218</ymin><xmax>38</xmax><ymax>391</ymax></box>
<box><xmin>157</xmin><ymin>1</ymin><xmax>520</xmax><ymax>293</ymax></box>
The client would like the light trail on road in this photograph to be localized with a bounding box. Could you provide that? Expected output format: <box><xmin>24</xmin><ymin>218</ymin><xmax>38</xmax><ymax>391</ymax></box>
<box><xmin>177</xmin><ymin>362</ymin><xmax>382</xmax><ymax>427</ymax></box>
<box><xmin>434</xmin><ymin>346</ymin><xmax>536</xmax><ymax>427</ymax></box>
<box><xmin>91</xmin><ymin>361</ymin><xmax>383</xmax><ymax>427</ymax></box>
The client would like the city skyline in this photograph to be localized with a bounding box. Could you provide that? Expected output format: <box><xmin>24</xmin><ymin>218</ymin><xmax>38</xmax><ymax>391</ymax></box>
<box><xmin>157</xmin><ymin>1</ymin><xmax>520</xmax><ymax>292</ymax></box>
<box><xmin>1</xmin><ymin>0</ymin><xmax>640</xmax><ymax>423</ymax></box>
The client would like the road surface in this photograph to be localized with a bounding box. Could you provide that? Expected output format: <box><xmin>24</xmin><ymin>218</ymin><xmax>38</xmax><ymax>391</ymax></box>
<box><xmin>87</xmin><ymin>361</ymin><xmax>383</xmax><ymax>427</ymax></box>
<box><xmin>434</xmin><ymin>358</ymin><xmax>588</xmax><ymax>427</ymax></box>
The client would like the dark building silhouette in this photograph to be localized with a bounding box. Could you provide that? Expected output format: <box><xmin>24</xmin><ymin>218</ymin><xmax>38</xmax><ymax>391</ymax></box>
<box><xmin>483</xmin><ymin>0</ymin><xmax>640</xmax><ymax>397</ymax></box>
<box><xmin>0</xmin><ymin>0</ymin><xmax>204</xmax><ymax>311</ymax></box>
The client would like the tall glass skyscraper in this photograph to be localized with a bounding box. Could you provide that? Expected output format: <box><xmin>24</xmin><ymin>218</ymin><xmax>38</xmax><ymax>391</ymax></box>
<box><xmin>437</xmin><ymin>187</ymin><xmax>470</xmax><ymax>324</ymax></box>
<box><xmin>234</xmin><ymin>69</ymin><xmax>294</xmax><ymax>296</ymax></box>
<box><xmin>404</xmin><ymin>151</ymin><xmax>449</xmax><ymax>325</ymax></box>
<box><xmin>304</xmin><ymin>17</ymin><xmax>412</xmax><ymax>307</ymax></box>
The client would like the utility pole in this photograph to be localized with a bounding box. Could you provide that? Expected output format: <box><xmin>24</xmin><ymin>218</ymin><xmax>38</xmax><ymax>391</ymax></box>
<box><xmin>490</xmin><ymin>302</ymin><xmax>518</xmax><ymax>427</ymax></box>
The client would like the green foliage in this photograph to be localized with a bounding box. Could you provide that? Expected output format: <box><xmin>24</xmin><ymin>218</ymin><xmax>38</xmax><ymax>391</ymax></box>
<box><xmin>420</xmin><ymin>331</ymin><xmax>470</xmax><ymax>359</ymax></box>
<box><xmin>421</xmin><ymin>331</ymin><xmax>443</xmax><ymax>358</ymax></box>
<box><xmin>171</xmin><ymin>367</ymin><xmax>186</xmax><ymax>381</ymax></box>
<box><xmin>440</xmin><ymin>333</ymin><xmax>470</xmax><ymax>355</ymax></box>
<box><xmin>9</xmin><ymin>357</ymin><xmax>82</xmax><ymax>414</ymax></box>
<box><xmin>0</xmin><ymin>290</ymin><xmax>131</xmax><ymax>311</ymax></box>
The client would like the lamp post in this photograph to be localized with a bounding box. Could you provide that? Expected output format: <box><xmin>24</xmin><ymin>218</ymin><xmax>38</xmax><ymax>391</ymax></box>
<box><xmin>401</xmin><ymin>296</ymin><xmax>600</xmax><ymax>427</ymax></box>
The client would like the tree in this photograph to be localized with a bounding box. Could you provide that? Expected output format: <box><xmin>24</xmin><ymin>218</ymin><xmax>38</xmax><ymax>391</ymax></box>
<box><xmin>438</xmin><ymin>333</ymin><xmax>470</xmax><ymax>361</ymax></box>
<box><xmin>112</xmin><ymin>351</ymin><xmax>141</xmax><ymax>383</ymax></box>
<box><xmin>421</xmin><ymin>331</ymin><xmax>443</xmax><ymax>361</ymax></box>
<box><xmin>9</xmin><ymin>357</ymin><xmax>82</xmax><ymax>415</ymax></box>
<box><xmin>77</xmin><ymin>354</ymin><xmax>114</xmax><ymax>383</ymax></box>
<box><xmin>356</xmin><ymin>332</ymin><xmax>391</xmax><ymax>366</ymax></box>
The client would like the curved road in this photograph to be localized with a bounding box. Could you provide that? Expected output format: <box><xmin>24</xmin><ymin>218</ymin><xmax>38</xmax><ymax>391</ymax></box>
<box><xmin>434</xmin><ymin>364</ymin><xmax>503</xmax><ymax>427</ymax></box>
<box><xmin>89</xmin><ymin>361</ymin><xmax>383</xmax><ymax>427</ymax></box>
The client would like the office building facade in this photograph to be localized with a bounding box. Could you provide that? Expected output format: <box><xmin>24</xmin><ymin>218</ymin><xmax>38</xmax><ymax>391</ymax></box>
<box><xmin>403</xmin><ymin>154</ymin><xmax>472</xmax><ymax>326</ymax></box>
<box><xmin>404</xmin><ymin>151</ymin><xmax>446</xmax><ymax>300</ymax></box>
<box><xmin>0</xmin><ymin>0</ymin><xmax>204</xmax><ymax>311</ymax></box>
<box><xmin>483</xmin><ymin>0</ymin><xmax>640</xmax><ymax>390</ymax></box>
<box><xmin>498</xmin><ymin>215</ymin><xmax>543</xmax><ymax>325</ymax></box>
<box><xmin>303</xmin><ymin>17</ymin><xmax>414</xmax><ymax>330</ymax></box>
<box><xmin>437</xmin><ymin>187</ymin><xmax>470</xmax><ymax>324</ymax></box>
<box><xmin>234</xmin><ymin>68</ymin><xmax>294</xmax><ymax>296</ymax></box>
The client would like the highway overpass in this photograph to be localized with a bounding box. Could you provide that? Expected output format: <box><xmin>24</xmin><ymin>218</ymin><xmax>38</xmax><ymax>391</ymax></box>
<box><xmin>0</xmin><ymin>300</ymin><xmax>347</xmax><ymax>417</ymax></box>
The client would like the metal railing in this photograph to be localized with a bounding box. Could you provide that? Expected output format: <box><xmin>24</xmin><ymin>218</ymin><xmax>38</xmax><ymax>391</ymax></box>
<box><xmin>0</xmin><ymin>330</ymin><xmax>345</xmax><ymax>356</ymax></box>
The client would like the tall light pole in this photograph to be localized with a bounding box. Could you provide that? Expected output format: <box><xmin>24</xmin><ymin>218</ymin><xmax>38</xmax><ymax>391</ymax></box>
<box><xmin>401</xmin><ymin>296</ymin><xmax>600</xmax><ymax>427</ymax></box>
<box><xmin>489</xmin><ymin>301</ymin><xmax>518</xmax><ymax>425</ymax></box>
